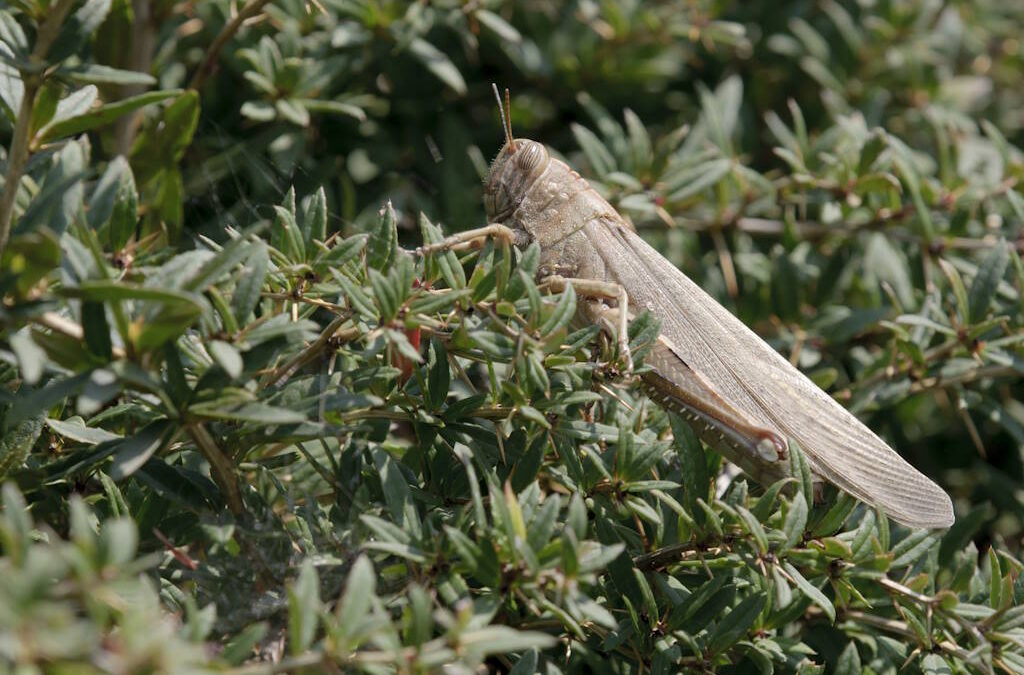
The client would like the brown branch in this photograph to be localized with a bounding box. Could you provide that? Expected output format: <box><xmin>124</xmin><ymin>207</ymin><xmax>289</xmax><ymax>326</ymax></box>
<box><xmin>633</xmin><ymin>543</ymin><xmax>723</xmax><ymax>571</ymax></box>
<box><xmin>112</xmin><ymin>0</ymin><xmax>158</xmax><ymax>156</ymax></box>
<box><xmin>186</xmin><ymin>422</ymin><xmax>245</xmax><ymax>515</ymax></box>
<box><xmin>31</xmin><ymin>311</ymin><xmax>127</xmax><ymax>359</ymax></box>
<box><xmin>0</xmin><ymin>0</ymin><xmax>77</xmax><ymax>258</ymax></box>
<box><xmin>189</xmin><ymin>0</ymin><xmax>275</xmax><ymax>91</ymax></box>
<box><xmin>262</xmin><ymin>312</ymin><xmax>354</xmax><ymax>387</ymax></box>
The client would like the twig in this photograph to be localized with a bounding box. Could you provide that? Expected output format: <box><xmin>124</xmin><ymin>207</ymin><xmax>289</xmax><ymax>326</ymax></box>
<box><xmin>710</xmin><ymin>227</ymin><xmax>738</xmax><ymax>298</ymax></box>
<box><xmin>877</xmin><ymin>577</ymin><xmax>936</xmax><ymax>606</ymax></box>
<box><xmin>189</xmin><ymin>0</ymin><xmax>275</xmax><ymax>91</ymax></box>
<box><xmin>31</xmin><ymin>311</ymin><xmax>127</xmax><ymax>359</ymax></box>
<box><xmin>261</xmin><ymin>312</ymin><xmax>354</xmax><ymax>387</ymax></box>
<box><xmin>186</xmin><ymin>421</ymin><xmax>245</xmax><ymax>515</ymax></box>
<box><xmin>633</xmin><ymin>543</ymin><xmax>722</xmax><ymax>571</ymax></box>
<box><xmin>112</xmin><ymin>0</ymin><xmax>158</xmax><ymax>156</ymax></box>
<box><xmin>0</xmin><ymin>0</ymin><xmax>77</xmax><ymax>258</ymax></box>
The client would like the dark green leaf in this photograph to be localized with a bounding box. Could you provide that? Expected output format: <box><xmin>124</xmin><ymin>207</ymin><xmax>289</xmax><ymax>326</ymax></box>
<box><xmin>40</xmin><ymin>89</ymin><xmax>181</xmax><ymax>142</ymax></box>
<box><xmin>367</xmin><ymin>201</ymin><xmax>398</xmax><ymax>271</ymax></box>
<box><xmin>288</xmin><ymin>560</ymin><xmax>321</xmax><ymax>655</ymax></box>
<box><xmin>968</xmin><ymin>240</ymin><xmax>1010</xmax><ymax>323</ymax></box>
<box><xmin>707</xmin><ymin>592</ymin><xmax>766</xmax><ymax>654</ymax></box>
<box><xmin>232</xmin><ymin>242</ymin><xmax>269</xmax><ymax>324</ymax></box>
<box><xmin>108</xmin><ymin>419</ymin><xmax>171</xmax><ymax>481</ymax></box>
<box><xmin>408</xmin><ymin>38</ymin><xmax>466</xmax><ymax>95</ymax></box>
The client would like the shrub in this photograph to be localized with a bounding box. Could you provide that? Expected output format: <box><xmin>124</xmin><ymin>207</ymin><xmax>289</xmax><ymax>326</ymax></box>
<box><xmin>1</xmin><ymin>1</ymin><xmax>1023</xmax><ymax>672</ymax></box>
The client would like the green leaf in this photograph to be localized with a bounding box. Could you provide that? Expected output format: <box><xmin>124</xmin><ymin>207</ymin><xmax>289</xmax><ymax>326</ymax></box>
<box><xmin>273</xmin><ymin>200</ymin><xmax>305</xmax><ymax>262</ymax></box>
<box><xmin>208</xmin><ymin>341</ymin><xmax>243</xmax><ymax>379</ymax></box>
<box><xmin>408</xmin><ymin>38</ymin><xmax>466</xmax><ymax>95</ymax></box>
<box><xmin>367</xmin><ymin>201</ymin><xmax>398</xmax><ymax>271</ymax></box>
<box><xmin>460</xmin><ymin>626</ymin><xmax>556</xmax><ymax>657</ymax></box>
<box><xmin>321</xmin><ymin>233</ymin><xmax>367</xmax><ymax>269</ymax></box>
<box><xmin>419</xmin><ymin>214</ymin><xmax>465</xmax><ymax>290</ymax></box>
<box><xmin>10</xmin><ymin>329</ymin><xmax>46</xmax><ymax>385</ymax></box>
<box><xmin>186</xmin><ymin>236</ymin><xmax>257</xmax><ymax>293</ymax></box>
<box><xmin>304</xmin><ymin>186</ymin><xmax>328</xmax><ymax>245</ymax></box>
<box><xmin>508</xmin><ymin>649</ymin><xmax>539</xmax><ymax>675</ymax></box>
<box><xmin>968</xmin><ymin>240</ymin><xmax>1010</xmax><ymax>323</ymax></box>
<box><xmin>835</xmin><ymin>642</ymin><xmax>862</xmax><ymax>675</ymax></box>
<box><xmin>782</xmin><ymin>494</ymin><xmax>808</xmax><ymax>551</ymax></box>
<box><xmin>707</xmin><ymin>592</ymin><xmax>766</xmax><ymax>654</ymax></box>
<box><xmin>0</xmin><ymin>415</ymin><xmax>43</xmax><ymax>479</ymax></box>
<box><xmin>788</xmin><ymin>440</ymin><xmax>813</xmax><ymax>511</ymax></box>
<box><xmin>107</xmin><ymin>419</ymin><xmax>171</xmax><ymax>480</ymax></box>
<box><xmin>623</xmin><ymin>108</ymin><xmax>652</xmax><ymax>170</ymax></box>
<box><xmin>81</xmin><ymin>301</ymin><xmax>113</xmax><ymax>360</ymax></box>
<box><xmin>571</xmin><ymin>123</ymin><xmax>616</xmax><ymax>177</ymax></box>
<box><xmin>288</xmin><ymin>559</ymin><xmax>321</xmax><ymax>655</ymax></box>
<box><xmin>890</xmin><ymin>530</ymin><xmax>939</xmax><ymax>568</ymax></box>
<box><xmin>98</xmin><ymin>517</ymin><xmax>138</xmax><ymax>566</ymax></box>
<box><xmin>771</xmin><ymin>245</ymin><xmax>801</xmax><ymax>320</ymax></box>
<box><xmin>40</xmin><ymin>89</ymin><xmax>181</xmax><ymax>142</ymax></box>
<box><xmin>373</xmin><ymin>448</ymin><xmax>421</xmax><ymax>539</ymax></box>
<box><xmin>782</xmin><ymin>562</ymin><xmax>835</xmax><ymax>622</ymax></box>
<box><xmin>220</xmin><ymin>623</ymin><xmax>269</xmax><ymax>666</ymax></box>
<box><xmin>63</xmin><ymin>63</ymin><xmax>157</xmax><ymax>86</ymax></box>
<box><xmin>737</xmin><ymin>506</ymin><xmax>769</xmax><ymax>554</ymax></box>
<box><xmin>276</xmin><ymin>98</ymin><xmax>310</xmax><ymax>127</ymax></box>
<box><xmin>45</xmin><ymin>417</ymin><xmax>121</xmax><ymax>445</ymax></box>
<box><xmin>752</xmin><ymin>478</ymin><xmax>792</xmax><ymax>521</ymax></box>
<box><xmin>667</xmin><ymin>157</ymin><xmax>732</xmax><ymax>203</ymax></box>
<box><xmin>336</xmin><ymin>555</ymin><xmax>376</xmax><ymax>636</ymax></box>
<box><xmin>15</xmin><ymin>138</ymin><xmax>87</xmax><ymax>237</ymax></box>
<box><xmin>426</xmin><ymin>339</ymin><xmax>449</xmax><ymax>411</ymax></box>
<box><xmin>989</xmin><ymin>547</ymin><xmax>1003</xmax><ymax>608</ymax></box>
<box><xmin>476</xmin><ymin>9</ymin><xmax>521</xmax><ymax>43</ymax></box>
<box><xmin>61</xmin><ymin>280</ymin><xmax>206</xmax><ymax>307</ymax></box>
<box><xmin>810</xmin><ymin>491</ymin><xmax>857</xmax><ymax>537</ymax></box>
<box><xmin>538</xmin><ymin>283</ymin><xmax>576</xmax><ymax>336</ymax></box>
<box><xmin>668</xmin><ymin>413</ymin><xmax>709</xmax><ymax>521</ymax></box>
<box><xmin>29</xmin><ymin>80</ymin><xmax>60</xmax><ymax>136</ymax></box>
<box><xmin>88</xmin><ymin>156</ymin><xmax>138</xmax><ymax>250</ymax></box>
<box><xmin>232</xmin><ymin>242</ymin><xmax>269</xmax><ymax>324</ymax></box>
<box><xmin>189</xmin><ymin>401</ymin><xmax>305</xmax><ymax>425</ymax></box>
<box><xmin>50</xmin><ymin>0</ymin><xmax>112</xmax><ymax>62</ymax></box>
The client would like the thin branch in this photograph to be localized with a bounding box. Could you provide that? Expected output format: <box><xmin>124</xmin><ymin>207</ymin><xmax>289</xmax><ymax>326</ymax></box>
<box><xmin>633</xmin><ymin>543</ymin><xmax>722</xmax><ymax>571</ymax></box>
<box><xmin>189</xmin><ymin>0</ymin><xmax>275</xmax><ymax>91</ymax></box>
<box><xmin>261</xmin><ymin>311</ymin><xmax>354</xmax><ymax>387</ymax></box>
<box><xmin>186</xmin><ymin>422</ymin><xmax>245</xmax><ymax>515</ymax></box>
<box><xmin>0</xmin><ymin>0</ymin><xmax>77</xmax><ymax>258</ymax></box>
<box><xmin>31</xmin><ymin>312</ymin><xmax>127</xmax><ymax>359</ymax></box>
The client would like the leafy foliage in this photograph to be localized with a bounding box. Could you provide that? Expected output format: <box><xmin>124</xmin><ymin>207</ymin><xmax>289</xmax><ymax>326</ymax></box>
<box><xmin>1</xmin><ymin>0</ymin><xmax>1024</xmax><ymax>672</ymax></box>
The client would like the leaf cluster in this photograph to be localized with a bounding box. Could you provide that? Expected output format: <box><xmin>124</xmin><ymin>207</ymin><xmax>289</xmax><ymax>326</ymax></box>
<box><xmin>1</xmin><ymin>1</ymin><xmax>1024</xmax><ymax>673</ymax></box>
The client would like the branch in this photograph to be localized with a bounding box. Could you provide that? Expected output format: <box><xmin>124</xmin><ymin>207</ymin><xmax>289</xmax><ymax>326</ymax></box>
<box><xmin>31</xmin><ymin>312</ymin><xmax>127</xmax><ymax>359</ymax></box>
<box><xmin>186</xmin><ymin>421</ymin><xmax>245</xmax><ymax>515</ymax></box>
<box><xmin>0</xmin><ymin>0</ymin><xmax>77</xmax><ymax>258</ymax></box>
<box><xmin>189</xmin><ymin>0</ymin><xmax>275</xmax><ymax>91</ymax></box>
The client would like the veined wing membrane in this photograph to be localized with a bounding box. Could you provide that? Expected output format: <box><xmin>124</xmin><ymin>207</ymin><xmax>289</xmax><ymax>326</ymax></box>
<box><xmin>587</xmin><ymin>218</ymin><xmax>954</xmax><ymax>529</ymax></box>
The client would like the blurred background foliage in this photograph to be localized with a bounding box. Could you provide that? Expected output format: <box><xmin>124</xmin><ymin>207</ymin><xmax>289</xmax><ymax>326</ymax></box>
<box><xmin>2</xmin><ymin>0</ymin><xmax>1024</xmax><ymax>672</ymax></box>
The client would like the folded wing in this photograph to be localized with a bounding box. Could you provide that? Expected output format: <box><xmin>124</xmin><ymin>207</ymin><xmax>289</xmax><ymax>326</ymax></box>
<box><xmin>587</xmin><ymin>218</ymin><xmax>953</xmax><ymax>529</ymax></box>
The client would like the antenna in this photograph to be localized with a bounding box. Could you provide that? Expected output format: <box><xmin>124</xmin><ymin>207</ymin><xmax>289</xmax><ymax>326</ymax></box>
<box><xmin>491</xmin><ymin>83</ymin><xmax>516</xmax><ymax>152</ymax></box>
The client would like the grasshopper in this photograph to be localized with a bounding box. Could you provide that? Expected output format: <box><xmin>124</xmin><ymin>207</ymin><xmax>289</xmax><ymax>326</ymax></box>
<box><xmin>421</xmin><ymin>87</ymin><xmax>953</xmax><ymax>529</ymax></box>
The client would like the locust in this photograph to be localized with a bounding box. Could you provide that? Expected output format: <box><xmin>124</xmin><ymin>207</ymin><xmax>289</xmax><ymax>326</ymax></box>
<box><xmin>421</xmin><ymin>87</ymin><xmax>954</xmax><ymax>529</ymax></box>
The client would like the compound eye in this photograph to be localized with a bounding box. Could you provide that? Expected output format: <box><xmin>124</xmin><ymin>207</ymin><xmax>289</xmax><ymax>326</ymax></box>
<box><xmin>515</xmin><ymin>141</ymin><xmax>545</xmax><ymax>173</ymax></box>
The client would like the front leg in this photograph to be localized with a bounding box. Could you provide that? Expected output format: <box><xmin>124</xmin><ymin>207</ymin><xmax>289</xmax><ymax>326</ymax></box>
<box><xmin>417</xmin><ymin>223</ymin><xmax>517</xmax><ymax>256</ymax></box>
<box><xmin>540</xmin><ymin>275</ymin><xmax>634</xmax><ymax>374</ymax></box>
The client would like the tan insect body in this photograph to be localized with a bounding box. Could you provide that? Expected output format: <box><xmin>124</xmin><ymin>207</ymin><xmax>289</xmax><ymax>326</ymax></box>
<box><xmin>428</xmin><ymin>89</ymin><xmax>954</xmax><ymax>529</ymax></box>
